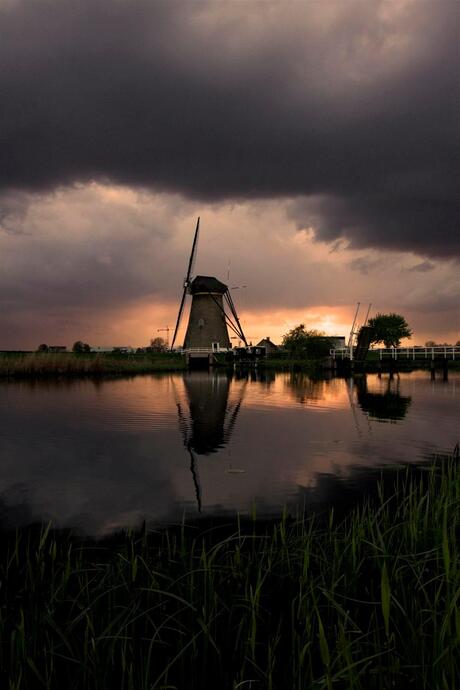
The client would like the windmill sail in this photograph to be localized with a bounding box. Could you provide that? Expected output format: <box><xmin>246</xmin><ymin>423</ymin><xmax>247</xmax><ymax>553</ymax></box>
<box><xmin>186</xmin><ymin>218</ymin><xmax>200</xmax><ymax>286</ymax></box>
<box><xmin>224</xmin><ymin>289</ymin><xmax>247</xmax><ymax>345</ymax></box>
<box><xmin>170</xmin><ymin>289</ymin><xmax>187</xmax><ymax>351</ymax></box>
<box><xmin>170</xmin><ymin>217</ymin><xmax>200</xmax><ymax>350</ymax></box>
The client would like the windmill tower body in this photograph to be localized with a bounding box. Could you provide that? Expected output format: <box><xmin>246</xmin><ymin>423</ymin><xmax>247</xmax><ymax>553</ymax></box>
<box><xmin>184</xmin><ymin>276</ymin><xmax>231</xmax><ymax>350</ymax></box>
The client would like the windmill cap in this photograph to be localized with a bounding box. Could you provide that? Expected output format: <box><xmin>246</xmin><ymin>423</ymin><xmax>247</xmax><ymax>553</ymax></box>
<box><xmin>190</xmin><ymin>275</ymin><xmax>228</xmax><ymax>294</ymax></box>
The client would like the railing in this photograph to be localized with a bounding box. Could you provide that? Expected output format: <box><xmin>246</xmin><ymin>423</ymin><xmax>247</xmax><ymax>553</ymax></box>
<box><xmin>330</xmin><ymin>346</ymin><xmax>459</xmax><ymax>361</ymax></box>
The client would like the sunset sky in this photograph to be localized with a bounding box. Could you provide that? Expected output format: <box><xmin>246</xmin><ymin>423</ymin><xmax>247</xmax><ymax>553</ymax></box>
<box><xmin>1</xmin><ymin>0</ymin><xmax>459</xmax><ymax>349</ymax></box>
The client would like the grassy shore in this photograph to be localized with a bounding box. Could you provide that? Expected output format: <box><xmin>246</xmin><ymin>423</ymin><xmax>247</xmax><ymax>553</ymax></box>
<box><xmin>2</xmin><ymin>352</ymin><xmax>458</xmax><ymax>379</ymax></box>
<box><xmin>1</xmin><ymin>456</ymin><xmax>458</xmax><ymax>689</ymax></box>
<box><xmin>0</xmin><ymin>352</ymin><xmax>186</xmax><ymax>378</ymax></box>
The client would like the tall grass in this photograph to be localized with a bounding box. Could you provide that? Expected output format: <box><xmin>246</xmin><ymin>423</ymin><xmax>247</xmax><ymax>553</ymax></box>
<box><xmin>0</xmin><ymin>352</ymin><xmax>185</xmax><ymax>378</ymax></box>
<box><xmin>0</xmin><ymin>456</ymin><xmax>458</xmax><ymax>689</ymax></box>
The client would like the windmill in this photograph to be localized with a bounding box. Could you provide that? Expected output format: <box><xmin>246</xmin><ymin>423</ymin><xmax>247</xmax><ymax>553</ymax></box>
<box><xmin>170</xmin><ymin>218</ymin><xmax>247</xmax><ymax>351</ymax></box>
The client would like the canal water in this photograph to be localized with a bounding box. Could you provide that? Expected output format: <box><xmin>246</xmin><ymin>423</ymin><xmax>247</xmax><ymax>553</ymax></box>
<box><xmin>0</xmin><ymin>370</ymin><xmax>458</xmax><ymax>534</ymax></box>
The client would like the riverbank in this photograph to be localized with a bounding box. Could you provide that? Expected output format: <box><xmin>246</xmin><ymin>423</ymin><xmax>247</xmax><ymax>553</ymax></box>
<box><xmin>0</xmin><ymin>352</ymin><xmax>186</xmax><ymax>378</ymax></box>
<box><xmin>1</xmin><ymin>351</ymin><xmax>458</xmax><ymax>379</ymax></box>
<box><xmin>0</xmin><ymin>352</ymin><xmax>329</xmax><ymax>378</ymax></box>
<box><xmin>1</xmin><ymin>454</ymin><xmax>458</xmax><ymax>689</ymax></box>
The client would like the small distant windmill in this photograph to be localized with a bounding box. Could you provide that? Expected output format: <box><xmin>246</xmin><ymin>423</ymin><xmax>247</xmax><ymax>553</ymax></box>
<box><xmin>170</xmin><ymin>218</ymin><xmax>247</xmax><ymax>351</ymax></box>
<box><xmin>348</xmin><ymin>302</ymin><xmax>373</xmax><ymax>361</ymax></box>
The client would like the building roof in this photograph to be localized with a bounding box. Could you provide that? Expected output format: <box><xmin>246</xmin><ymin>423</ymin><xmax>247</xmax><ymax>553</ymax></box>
<box><xmin>256</xmin><ymin>337</ymin><xmax>279</xmax><ymax>349</ymax></box>
<box><xmin>190</xmin><ymin>275</ymin><xmax>228</xmax><ymax>294</ymax></box>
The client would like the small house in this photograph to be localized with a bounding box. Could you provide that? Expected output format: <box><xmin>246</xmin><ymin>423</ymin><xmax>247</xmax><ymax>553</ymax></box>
<box><xmin>256</xmin><ymin>337</ymin><xmax>279</xmax><ymax>355</ymax></box>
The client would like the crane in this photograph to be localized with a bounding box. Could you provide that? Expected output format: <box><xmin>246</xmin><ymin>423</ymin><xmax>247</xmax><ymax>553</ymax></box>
<box><xmin>156</xmin><ymin>327</ymin><xmax>170</xmax><ymax>348</ymax></box>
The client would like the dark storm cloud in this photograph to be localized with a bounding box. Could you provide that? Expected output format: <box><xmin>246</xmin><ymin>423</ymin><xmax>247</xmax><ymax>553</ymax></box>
<box><xmin>0</xmin><ymin>0</ymin><xmax>459</xmax><ymax>257</ymax></box>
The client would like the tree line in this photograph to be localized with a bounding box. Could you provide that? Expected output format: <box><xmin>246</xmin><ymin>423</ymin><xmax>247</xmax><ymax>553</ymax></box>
<box><xmin>282</xmin><ymin>312</ymin><xmax>414</xmax><ymax>357</ymax></box>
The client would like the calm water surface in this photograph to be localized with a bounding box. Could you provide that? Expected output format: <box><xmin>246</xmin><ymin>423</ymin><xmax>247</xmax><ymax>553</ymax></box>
<box><xmin>0</xmin><ymin>370</ymin><xmax>458</xmax><ymax>533</ymax></box>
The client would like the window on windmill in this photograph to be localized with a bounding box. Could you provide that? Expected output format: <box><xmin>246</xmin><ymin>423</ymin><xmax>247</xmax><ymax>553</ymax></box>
<box><xmin>198</xmin><ymin>318</ymin><xmax>205</xmax><ymax>328</ymax></box>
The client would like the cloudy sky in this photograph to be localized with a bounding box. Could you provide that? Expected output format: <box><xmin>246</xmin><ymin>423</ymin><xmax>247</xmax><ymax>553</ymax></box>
<box><xmin>1</xmin><ymin>0</ymin><xmax>459</xmax><ymax>349</ymax></box>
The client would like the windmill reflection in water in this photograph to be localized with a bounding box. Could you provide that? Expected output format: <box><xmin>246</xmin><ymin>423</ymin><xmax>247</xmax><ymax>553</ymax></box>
<box><xmin>172</xmin><ymin>372</ymin><xmax>248</xmax><ymax>512</ymax></box>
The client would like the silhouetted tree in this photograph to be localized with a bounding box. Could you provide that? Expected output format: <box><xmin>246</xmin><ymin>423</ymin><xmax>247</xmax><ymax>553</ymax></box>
<box><xmin>150</xmin><ymin>337</ymin><xmax>167</xmax><ymax>352</ymax></box>
<box><xmin>426</xmin><ymin>341</ymin><xmax>452</xmax><ymax>347</ymax></box>
<box><xmin>368</xmin><ymin>313</ymin><xmax>412</xmax><ymax>348</ymax></box>
<box><xmin>281</xmin><ymin>325</ymin><xmax>329</xmax><ymax>358</ymax></box>
<box><xmin>355</xmin><ymin>377</ymin><xmax>412</xmax><ymax>422</ymax></box>
<box><xmin>37</xmin><ymin>344</ymin><xmax>49</xmax><ymax>352</ymax></box>
<box><xmin>72</xmin><ymin>341</ymin><xmax>91</xmax><ymax>353</ymax></box>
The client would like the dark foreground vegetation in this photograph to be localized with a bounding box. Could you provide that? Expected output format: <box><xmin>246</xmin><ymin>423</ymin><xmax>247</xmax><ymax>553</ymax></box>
<box><xmin>0</xmin><ymin>352</ymin><xmax>185</xmax><ymax>378</ymax></box>
<box><xmin>1</xmin><ymin>456</ymin><xmax>458</xmax><ymax>689</ymax></box>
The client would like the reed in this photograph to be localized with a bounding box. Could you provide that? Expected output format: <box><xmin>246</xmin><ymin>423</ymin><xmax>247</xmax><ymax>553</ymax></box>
<box><xmin>0</xmin><ymin>455</ymin><xmax>458</xmax><ymax>689</ymax></box>
<box><xmin>0</xmin><ymin>352</ymin><xmax>185</xmax><ymax>377</ymax></box>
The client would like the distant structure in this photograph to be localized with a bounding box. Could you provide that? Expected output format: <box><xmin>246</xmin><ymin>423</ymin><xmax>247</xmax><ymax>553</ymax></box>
<box><xmin>256</xmin><ymin>337</ymin><xmax>279</xmax><ymax>355</ymax></box>
<box><xmin>170</xmin><ymin>218</ymin><xmax>247</xmax><ymax>356</ymax></box>
<box><xmin>90</xmin><ymin>346</ymin><xmax>135</xmax><ymax>354</ymax></box>
<box><xmin>255</xmin><ymin>336</ymin><xmax>346</xmax><ymax>355</ymax></box>
<box><xmin>48</xmin><ymin>345</ymin><xmax>67</xmax><ymax>353</ymax></box>
<box><xmin>328</xmin><ymin>336</ymin><xmax>346</xmax><ymax>349</ymax></box>
<box><xmin>156</xmin><ymin>327</ymin><xmax>170</xmax><ymax>348</ymax></box>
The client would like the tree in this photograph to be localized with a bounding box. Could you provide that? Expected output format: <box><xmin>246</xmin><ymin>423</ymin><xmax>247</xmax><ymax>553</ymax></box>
<box><xmin>72</xmin><ymin>341</ymin><xmax>91</xmax><ymax>353</ymax></box>
<box><xmin>367</xmin><ymin>313</ymin><xmax>412</xmax><ymax>348</ymax></box>
<box><xmin>150</xmin><ymin>337</ymin><xmax>167</xmax><ymax>352</ymax></box>
<box><xmin>281</xmin><ymin>324</ymin><xmax>329</xmax><ymax>358</ymax></box>
<box><xmin>37</xmin><ymin>343</ymin><xmax>49</xmax><ymax>352</ymax></box>
<box><xmin>426</xmin><ymin>341</ymin><xmax>451</xmax><ymax>347</ymax></box>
